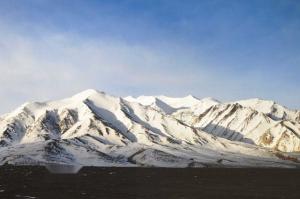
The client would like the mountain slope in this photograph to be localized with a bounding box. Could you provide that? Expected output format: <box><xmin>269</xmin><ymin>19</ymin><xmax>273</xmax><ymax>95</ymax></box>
<box><xmin>236</xmin><ymin>98</ymin><xmax>300</xmax><ymax>122</ymax></box>
<box><xmin>0</xmin><ymin>89</ymin><xmax>299</xmax><ymax>167</ymax></box>
<box><xmin>173</xmin><ymin>102</ymin><xmax>300</xmax><ymax>152</ymax></box>
<box><xmin>125</xmin><ymin>94</ymin><xmax>300</xmax><ymax>152</ymax></box>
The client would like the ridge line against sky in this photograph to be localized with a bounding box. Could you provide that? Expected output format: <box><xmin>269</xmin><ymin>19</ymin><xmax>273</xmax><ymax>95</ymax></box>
<box><xmin>0</xmin><ymin>0</ymin><xmax>299</xmax><ymax>114</ymax></box>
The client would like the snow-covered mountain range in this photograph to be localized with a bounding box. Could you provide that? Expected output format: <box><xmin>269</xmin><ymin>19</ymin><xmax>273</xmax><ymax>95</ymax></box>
<box><xmin>0</xmin><ymin>89</ymin><xmax>299</xmax><ymax>167</ymax></box>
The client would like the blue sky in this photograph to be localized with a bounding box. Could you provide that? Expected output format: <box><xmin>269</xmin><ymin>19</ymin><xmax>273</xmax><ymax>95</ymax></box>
<box><xmin>0</xmin><ymin>0</ymin><xmax>299</xmax><ymax>113</ymax></box>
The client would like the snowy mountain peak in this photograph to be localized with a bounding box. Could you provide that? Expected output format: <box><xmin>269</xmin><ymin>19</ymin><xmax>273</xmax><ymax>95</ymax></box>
<box><xmin>124</xmin><ymin>95</ymin><xmax>210</xmax><ymax>114</ymax></box>
<box><xmin>237</xmin><ymin>98</ymin><xmax>276</xmax><ymax>108</ymax></box>
<box><xmin>125</xmin><ymin>95</ymin><xmax>223</xmax><ymax>116</ymax></box>
<box><xmin>71</xmin><ymin>89</ymin><xmax>104</xmax><ymax>101</ymax></box>
<box><xmin>184</xmin><ymin>94</ymin><xmax>199</xmax><ymax>100</ymax></box>
<box><xmin>201</xmin><ymin>97</ymin><xmax>220</xmax><ymax>103</ymax></box>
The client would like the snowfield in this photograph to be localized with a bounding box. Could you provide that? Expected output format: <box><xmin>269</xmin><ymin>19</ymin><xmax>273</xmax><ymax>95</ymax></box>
<box><xmin>0</xmin><ymin>89</ymin><xmax>299</xmax><ymax>167</ymax></box>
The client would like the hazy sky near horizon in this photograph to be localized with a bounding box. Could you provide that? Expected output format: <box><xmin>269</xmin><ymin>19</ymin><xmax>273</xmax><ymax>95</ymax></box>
<box><xmin>0</xmin><ymin>0</ymin><xmax>300</xmax><ymax>113</ymax></box>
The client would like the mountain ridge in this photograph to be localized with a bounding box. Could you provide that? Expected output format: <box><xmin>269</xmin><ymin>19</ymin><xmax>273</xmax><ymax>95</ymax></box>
<box><xmin>0</xmin><ymin>89</ymin><xmax>299</xmax><ymax>167</ymax></box>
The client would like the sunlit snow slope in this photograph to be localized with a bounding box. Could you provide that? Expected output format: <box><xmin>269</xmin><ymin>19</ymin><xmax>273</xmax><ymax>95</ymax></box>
<box><xmin>0</xmin><ymin>89</ymin><xmax>299</xmax><ymax>167</ymax></box>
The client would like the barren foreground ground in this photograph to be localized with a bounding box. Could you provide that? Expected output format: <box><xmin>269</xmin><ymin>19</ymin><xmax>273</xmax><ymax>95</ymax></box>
<box><xmin>0</xmin><ymin>166</ymin><xmax>300</xmax><ymax>199</ymax></box>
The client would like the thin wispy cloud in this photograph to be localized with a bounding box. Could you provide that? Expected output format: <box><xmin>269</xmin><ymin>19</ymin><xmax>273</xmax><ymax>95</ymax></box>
<box><xmin>0</xmin><ymin>0</ymin><xmax>299</xmax><ymax>114</ymax></box>
<box><xmin>0</xmin><ymin>29</ymin><xmax>209</xmax><ymax>113</ymax></box>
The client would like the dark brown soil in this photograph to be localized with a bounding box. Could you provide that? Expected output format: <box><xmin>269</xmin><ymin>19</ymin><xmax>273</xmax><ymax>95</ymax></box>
<box><xmin>0</xmin><ymin>166</ymin><xmax>300</xmax><ymax>199</ymax></box>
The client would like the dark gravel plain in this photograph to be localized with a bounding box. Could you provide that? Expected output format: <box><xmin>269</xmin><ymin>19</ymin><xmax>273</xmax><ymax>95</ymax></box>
<box><xmin>0</xmin><ymin>166</ymin><xmax>300</xmax><ymax>199</ymax></box>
